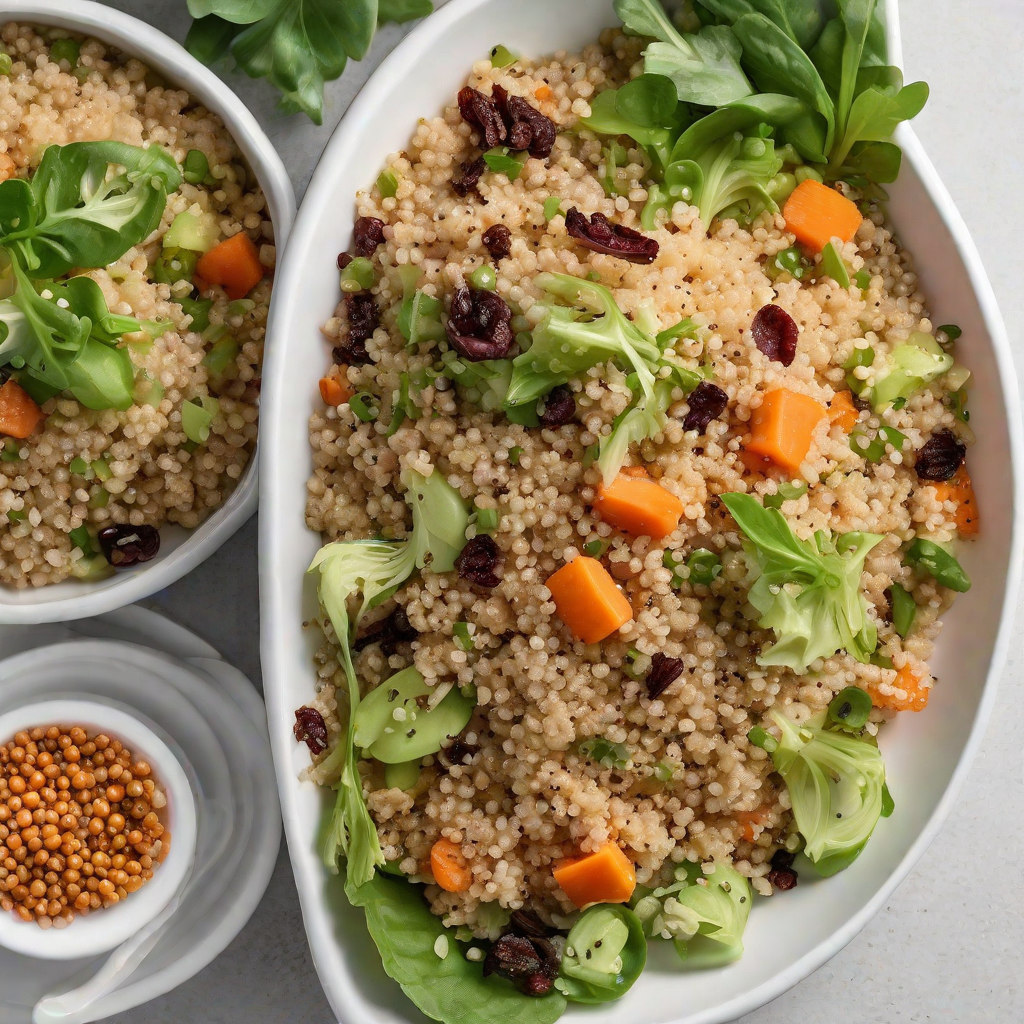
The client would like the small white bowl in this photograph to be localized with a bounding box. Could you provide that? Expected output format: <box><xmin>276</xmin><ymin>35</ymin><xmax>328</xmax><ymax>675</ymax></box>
<box><xmin>0</xmin><ymin>699</ymin><xmax>198</xmax><ymax>961</ymax></box>
<box><xmin>0</xmin><ymin>0</ymin><xmax>296</xmax><ymax>625</ymax></box>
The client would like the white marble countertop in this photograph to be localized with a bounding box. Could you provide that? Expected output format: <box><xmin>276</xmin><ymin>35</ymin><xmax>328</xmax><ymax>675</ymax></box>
<box><xmin>93</xmin><ymin>0</ymin><xmax>1024</xmax><ymax>1020</ymax></box>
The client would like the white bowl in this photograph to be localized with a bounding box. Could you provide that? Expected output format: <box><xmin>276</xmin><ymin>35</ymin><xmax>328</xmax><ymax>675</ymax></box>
<box><xmin>0</xmin><ymin>0</ymin><xmax>295</xmax><ymax>625</ymax></box>
<box><xmin>0</xmin><ymin>696</ymin><xmax>197</xmax><ymax>961</ymax></box>
<box><xmin>258</xmin><ymin>1</ymin><xmax>1023</xmax><ymax>1022</ymax></box>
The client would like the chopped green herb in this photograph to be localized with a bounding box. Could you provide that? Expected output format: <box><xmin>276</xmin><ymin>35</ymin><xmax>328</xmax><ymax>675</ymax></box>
<box><xmin>543</xmin><ymin>196</ymin><xmax>563</xmax><ymax>221</ymax></box>
<box><xmin>396</xmin><ymin>265</ymin><xmax>445</xmax><ymax>347</ymax></box>
<box><xmin>49</xmin><ymin>38</ymin><xmax>80</xmax><ymax>66</ymax></box>
<box><xmin>179</xmin><ymin>295</ymin><xmax>212</xmax><ymax>333</ymax></box>
<box><xmin>850</xmin><ymin>425</ymin><xmax>906</xmax><ymax>463</ymax></box>
<box><xmin>888</xmin><ymin>583</ymin><xmax>917</xmax><ymax>638</ymax></box>
<box><xmin>853</xmin><ymin>269</ymin><xmax>871</xmax><ymax>290</ymax></box>
<box><xmin>827</xmin><ymin>686</ymin><xmax>872</xmax><ymax>731</ymax></box>
<box><xmin>88</xmin><ymin>487</ymin><xmax>109</xmax><ymax>509</ymax></box>
<box><xmin>578</xmin><ymin>736</ymin><xmax>631</xmax><ymax>770</ymax></box>
<box><xmin>91</xmin><ymin>458</ymin><xmax>112</xmax><ymax>482</ymax></box>
<box><xmin>6</xmin><ymin>509</ymin><xmax>26</xmax><ymax>523</ymax></box>
<box><xmin>936</xmin><ymin>324</ymin><xmax>962</xmax><ymax>347</ymax></box>
<box><xmin>584</xmin><ymin>538</ymin><xmax>610</xmax><ymax>558</ymax></box>
<box><xmin>469</xmin><ymin>265</ymin><xmax>497</xmax><ymax>291</ymax></box>
<box><xmin>905</xmin><ymin>537</ymin><xmax>971</xmax><ymax>593</ymax></box>
<box><xmin>69</xmin><ymin>525</ymin><xmax>94</xmax><ymax>554</ymax></box>
<box><xmin>69</xmin><ymin>457</ymin><xmax>92</xmax><ymax>478</ymax></box>
<box><xmin>624</xmin><ymin>647</ymin><xmax>652</xmax><ymax>680</ymax></box>
<box><xmin>376</xmin><ymin>169</ymin><xmax>399</xmax><ymax>198</ymax></box>
<box><xmin>483</xmin><ymin>147</ymin><xmax>526</xmax><ymax>181</ymax></box>
<box><xmin>763</xmin><ymin>481</ymin><xmax>808</xmax><ymax>509</ymax></box>
<box><xmin>349</xmin><ymin>392</ymin><xmax>379</xmax><ymax>422</ymax></box>
<box><xmin>653</xmin><ymin>761</ymin><xmax>676</xmax><ymax>783</ymax></box>
<box><xmin>821</xmin><ymin>241</ymin><xmax>850</xmax><ymax>288</ymax></box>
<box><xmin>842</xmin><ymin>345</ymin><xmax>875</xmax><ymax>370</ymax></box>
<box><xmin>203</xmin><ymin>335</ymin><xmax>239</xmax><ymax>378</ymax></box>
<box><xmin>508</xmin><ymin>445</ymin><xmax>523</xmax><ymax>466</ymax></box>
<box><xmin>453</xmin><ymin>621</ymin><xmax>474</xmax><ymax>651</ymax></box>
<box><xmin>340</xmin><ymin>256</ymin><xmax>375</xmax><ymax>293</ymax></box>
<box><xmin>870</xmin><ymin>651</ymin><xmax>894</xmax><ymax>669</ymax></box>
<box><xmin>769</xmin><ymin>246</ymin><xmax>806</xmax><ymax>280</ymax></box>
<box><xmin>686</xmin><ymin>548</ymin><xmax>721</xmax><ymax>586</ymax></box>
<box><xmin>182</xmin><ymin>149</ymin><xmax>212</xmax><ymax>186</ymax></box>
<box><xmin>181</xmin><ymin>395</ymin><xmax>219</xmax><ymax>444</ymax></box>
<box><xmin>0</xmin><ymin>53</ymin><xmax>12</xmax><ymax>76</ymax></box>
<box><xmin>655</xmin><ymin>317</ymin><xmax>699</xmax><ymax>349</ymax></box>
<box><xmin>488</xmin><ymin>44</ymin><xmax>517</xmax><ymax>68</ymax></box>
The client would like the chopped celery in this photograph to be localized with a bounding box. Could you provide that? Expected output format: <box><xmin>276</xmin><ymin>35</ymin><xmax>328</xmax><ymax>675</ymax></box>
<box><xmin>376</xmin><ymin>169</ymin><xmax>399</xmax><ymax>198</ymax></box>
<box><xmin>453</xmin><ymin>622</ymin><xmax>474</xmax><ymax>651</ymax></box>
<box><xmin>179</xmin><ymin>295</ymin><xmax>212</xmax><ymax>333</ymax></box>
<box><xmin>203</xmin><ymin>335</ymin><xmax>239</xmax><ymax>378</ymax></box>
<box><xmin>483</xmin><ymin>148</ymin><xmax>526</xmax><ymax>181</ymax></box>
<box><xmin>151</xmin><ymin>247</ymin><xmax>198</xmax><ymax>286</ymax></box>
<box><xmin>543</xmin><ymin>196</ymin><xmax>563</xmax><ymax>221</ymax></box>
<box><xmin>181</xmin><ymin>395</ymin><xmax>219</xmax><ymax>444</ymax></box>
<box><xmin>164</xmin><ymin>209</ymin><xmax>220</xmax><ymax>253</ymax></box>
<box><xmin>821</xmin><ymin>242</ymin><xmax>850</xmax><ymax>288</ymax></box>
<box><xmin>349</xmin><ymin>392</ymin><xmax>379</xmax><ymax>422</ymax></box>
<box><xmin>488</xmin><ymin>44</ymin><xmax>517</xmax><ymax>68</ymax></box>
<box><xmin>340</xmin><ymin>256</ymin><xmax>375</xmax><ymax>293</ymax></box>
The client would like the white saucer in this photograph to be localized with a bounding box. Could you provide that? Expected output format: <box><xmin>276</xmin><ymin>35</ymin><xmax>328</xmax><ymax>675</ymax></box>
<box><xmin>0</xmin><ymin>607</ymin><xmax>281</xmax><ymax>1024</ymax></box>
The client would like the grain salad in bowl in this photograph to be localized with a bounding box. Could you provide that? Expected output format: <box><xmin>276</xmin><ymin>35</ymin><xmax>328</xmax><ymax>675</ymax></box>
<box><xmin>0</xmin><ymin>22</ymin><xmax>274</xmax><ymax>591</ymax></box>
<box><xmin>291</xmin><ymin>1</ymin><xmax>983</xmax><ymax>1020</ymax></box>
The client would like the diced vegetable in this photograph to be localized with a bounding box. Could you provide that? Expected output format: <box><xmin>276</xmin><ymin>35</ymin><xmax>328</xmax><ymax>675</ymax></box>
<box><xmin>592</xmin><ymin>474</ymin><xmax>682</xmax><ymax>541</ymax></box>
<box><xmin>320</xmin><ymin>376</ymin><xmax>353</xmax><ymax>407</ymax></box>
<box><xmin>888</xmin><ymin>582</ymin><xmax>917</xmax><ymax>639</ymax></box>
<box><xmin>767</xmin><ymin>708</ymin><xmax>888</xmax><ymax>876</ymax></box>
<box><xmin>827</xmin><ymin>686</ymin><xmax>872</xmax><ymax>731</ymax></box>
<box><xmin>828</xmin><ymin>390</ymin><xmax>859</xmax><ymax>432</ymax></box>
<box><xmin>430</xmin><ymin>838</ymin><xmax>472</xmax><ymax>893</ymax></box>
<box><xmin>0</xmin><ymin>379</ymin><xmax>43</xmax><ymax>438</ymax></box>
<box><xmin>483</xmin><ymin>147</ymin><xmax>526</xmax><ymax>181</ymax></box>
<box><xmin>634</xmin><ymin>860</ymin><xmax>751</xmax><ymax>969</ymax></box>
<box><xmin>553</xmin><ymin>843</ymin><xmax>636</xmax><ymax>907</ymax></box>
<box><xmin>182</xmin><ymin>149</ymin><xmax>213</xmax><ymax>186</ymax></box>
<box><xmin>349</xmin><ymin>392</ymin><xmax>379</xmax><ymax>422</ymax></box>
<box><xmin>203</xmin><ymin>335</ymin><xmax>239</xmax><ymax>378</ymax></box>
<box><xmin>152</xmin><ymin>247</ymin><xmax>199</xmax><ymax>285</ymax></box>
<box><xmin>904</xmin><ymin>537</ymin><xmax>971</xmax><ymax>593</ymax></box>
<box><xmin>452</xmin><ymin>621</ymin><xmax>474</xmax><ymax>650</ymax></box>
<box><xmin>930</xmin><ymin>465</ymin><xmax>979</xmax><ymax>538</ymax></box>
<box><xmin>396</xmin><ymin>265</ymin><xmax>445</xmax><ymax>346</ymax></box>
<box><xmin>546</xmin><ymin>556</ymin><xmax>633</xmax><ymax>644</ymax></box>
<box><xmin>782</xmin><ymin>179</ymin><xmax>863</xmax><ymax>252</ymax></box>
<box><xmin>340</xmin><ymin>256</ymin><xmax>376</xmax><ymax>293</ymax></box>
<box><xmin>50</xmin><ymin>38</ymin><xmax>80</xmax><ymax>66</ymax></box>
<box><xmin>469</xmin><ymin>265</ymin><xmax>496</xmax><ymax>291</ymax></box>
<box><xmin>821</xmin><ymin>240</ymin><xmax>850</xmax><ymax>287</ymax></box>
<box><xmin>181</xmin><ymin>395</ymin><xmax>219</xmax><ymax>445</ymax></box>
<box><xmin>557</xmin><ymin>905</ymin><xmax>646</xmax><ymax>1003</ymax></box>
<box><xmin>868</xmin><ymin>332</ymin><xmax>953</xmax><ymax>411</ymax></box>
<box><xmin>488</xmin><ymin>44</ymin><xmax>517</xmax><ymax>69</ymax></box>
<box><xmin>179</xmin><ymin>295</ymin><xmax>212</xmax><ymax>333</ymax></box>
<box><xmin>745</xmin><ymin>388</ymin><xmax>825</xmax><ymax>474</ymax></box>
<box><xmin>164</xmin><ymin>209</ymin><xmax>220</xmax><ymax>253</ymax></box>
<box><xmin>686</xmin><ymin>548</ymin><xmax>721</xmax><ymax>586</ymax></box>
<box><xmin>578</xmin><ymin>736</ymin><xmax>632</xmax><ymax>769</ymax></box>
<box><xmin>870</xmin><ymin>661</ymin><xmax>930</xmax><ymax>712</ymax></box>
<box><xmin>376</xmin><ymin>169</ymin><xmax>399</xmax><ymax>198</ymax></box>
<box><xmin>195</xmin><ymin>231</ymin><xmax>264</xmax><ymax>300</ymax></box>
<box><xmin>721</xmin><ymin>493</ymin><xmax>882</xmax><ymax>673</ymax></box>
<box><xmin>543</xmin><ymin>196</ymin><xmax>563</xmax><ymax>221</ymax></box>
<box><xmin>762</xmin><ymin>480</ymin><xmax>807</xmax><ymax>509</ymax></box>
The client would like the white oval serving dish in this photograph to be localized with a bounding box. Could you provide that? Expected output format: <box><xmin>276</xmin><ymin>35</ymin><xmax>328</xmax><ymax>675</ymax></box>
<box><xmin>0</xmin><ymin>0</ymin><xmax>295</xmax><ymax>625</ymax></box>
<box><xmin>259</xmin><ymin>1</ymin><xmax>1023</xmax><ymax>1022</ymax></box>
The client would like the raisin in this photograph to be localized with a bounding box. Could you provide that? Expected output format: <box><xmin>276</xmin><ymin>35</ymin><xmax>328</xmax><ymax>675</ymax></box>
<box><xmin>538</xmin><ymin>385</ymin><xmax>575</xmax><ymax>427</ymax></box>
<box><xmin>915</xmin><ymin>428</ymin><xmax>966</xmax><ymax>481</ymax></box>
<box><xmin>352</xmin><ymin>216</ymin><xmax>385</xmax><ymax>258</ymax></box>
<box><xmin>445</xmin><ymin>286</ymin><xmax>514</xmax><ymax>361</ymax></box>
<box><xmin>564</xmin><ymin>207</ymin><xmax>659</xmax><ymax>264</ymax></box>
<box><xmin>455</xmin><ymin>534</ymin><xmax>503</xmax><ymax>589</ymax></box>
<box><xmin>509</xmin><ymin>909</ymin><xmax>552</xmax><ymax>938</ymax></box>
<box><xmin>337</xmin><ymin>252</ymin><xmax>353</xmax><ymax>270</ymax></box>
<box><xmin>334</xmin><ymin>293</ymin><xmax>379</xmax><ymax>365</ymax></box>
<box><xmin>493</xmin><ymin>84</ymin><xmax>557</xmax><ymax>158</ymax></box>
<box><xmin>458</xmin><ymin>86</ymin><xmax>506</xmax><ymax>148</ymax></box>
<box><xmin>293</xmin><ymin>707</ymin><xmax>329</xmax><ymax>755</ymax></box>
<box><xmin>646</xmin><ymin>652</ymin><xmax>685</xmax><ymax>699</ymax></box>
<box><xmin>353</xmin><ymin>606</ymin><xmax>418</xmax><ymax>655</ymax></box>
<box><xmin>453</xmin><ymin>155</ymin><xmax>486</xmax><ymax>198</ymax></box>
<box><xmin>767</xmin><ymin>848</ymin><xmax>798</xmax><ymax>891</ymax></box>
<box><xmin>750</xmin><ymin>304</ymin><xmax>799</xmax><ymax>366</ymax></box>
<box><xmin>97</xmin><ymin>524</ymin><xmax>160</xmax><ymax>567</ymax></box>
<box><xmin>482</xmin><ymin>224</ymin><xmax>512</xmax><ymax>260</ymax></box>
<box><xmin>483</xmin><ymin>933</ymin><xmax>560</xmax><ymax>996</ymax></box>
<box><xmin>682</xmin><ymin>381</ymin><xmax>729</xmax><ymax>433</ymax></box>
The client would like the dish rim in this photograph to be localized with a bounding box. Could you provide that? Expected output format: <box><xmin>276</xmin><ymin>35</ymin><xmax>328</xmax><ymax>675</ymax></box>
<box><xmin>0</xmin><ymin>0</ymin><xmax>295</xmax><ymax>624</ymax></box>
<box><xmin>258</xmin><ymin>0</ymin><xmax>1024</xmax><ymax>1020</ymax></box>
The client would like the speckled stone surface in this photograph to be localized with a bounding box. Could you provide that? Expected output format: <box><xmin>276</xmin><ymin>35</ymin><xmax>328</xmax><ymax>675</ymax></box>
<box><xmin>87</xmin><ymin>0</ymin><xmax>1024</xmax><ymax>1020</ymax></box>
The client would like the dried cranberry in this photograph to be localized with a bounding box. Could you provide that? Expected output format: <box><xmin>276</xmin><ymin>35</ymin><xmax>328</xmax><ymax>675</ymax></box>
<box><xmin>445</xmin><ymin>286</ymin><xmax>514</xmax><ymax>361</ymax></box>
<box><xmin>538</xmin><ymin>385</ymin><xmax>575</xmax><ymax>427</ymax></box>
<box><xmin>682</xmin><ymin>381</ymin><xmax>728</xmax><ymax>433</ymax></box>
<box><xmin>439</xmin><ymin>735</ymin><xmax>479</xmax><ymax>767</ymax></box>
<box><xmin>293</xmin><ymin>707</ymin><xmax>329</xmax><ymax>755</ymax></box>
<box><xmin>458</xmin><ymin>86</ymin><xmax>506</xmax><ymax>148</ymax></box>
<box><xmin>353</xmin><ymin>217</ymin><xmax>385</xmax><ymax>258</ymax></box>
<box><xmin>915</xmin><ymin>428</ymin><xmax>966</xmax><ymax>481</ymax></box>
<box><xmin>337</xmin><ymin>252</ymin><xmax>353</xmax><ymax>270</ymax></box>
<box><xmin>565</xmin><ymin>208</ymin><xmax>659</xmax><ymax>264</ymax></box>
<box><xmin>335</xmin><ymin>293</ymin><xmax>379</xmax><ymax>364</ymax></box>
<box><xmin>750</xmin><ymin>304</ymin><xmax>799</xmax><ymax>366</ymax></box>
<box><xmin>482</xmin><ymin>224</ymin><xmax>512</xmax><ymax>260</ymax></box>
<box><xmin>767</xmin><ymin>849</ymin><xmax>798</xmax><ymax>891</ymax></box>
<box><xmin>483</xmin><ymin>933</ymin><xmax>560</xmax><ymax>996</ymax></box>
<box><xmin>353</xmin><ymin>606</ymin><xmax>418</xmax><ymax>654</ymax></box>
<box><xmin>646</xmin><ymin>652</ymin><xmax>684</xmax><ymax>699</ymax></box>
<box><xmin>493</xmin><ymin>84</ymin><xmax>557</xmax><ymax>158</ymax></box>
<box><xmin>456</xmin><ymin>534</ymin><xmax>503</xmax><ymax>589</ymax></box>
<box><xmin>453</xmin><ymin>155</ymin><xmax>487</xmax><ymax>198</ymax></box>
<box><xmin>97</xmin><ymin>524</ymin><xmax>160</xmax><ymax>568</ymax></box>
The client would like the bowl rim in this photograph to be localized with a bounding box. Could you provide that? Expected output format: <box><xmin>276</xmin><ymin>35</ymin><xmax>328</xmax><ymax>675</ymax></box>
<box><xmin>258</xmin><ymin>0</ymin><xmax>1024</xmax><ymax>1021</ymax></box>
<box><xmin>0</xmin><ymin>691</ymin><xmax>197</xmax><ymax>961</ymax></box>
<box><xmin>0</xmin><ymin>0</ymin><xmax>296</xmax><ymax>624</ymax></box>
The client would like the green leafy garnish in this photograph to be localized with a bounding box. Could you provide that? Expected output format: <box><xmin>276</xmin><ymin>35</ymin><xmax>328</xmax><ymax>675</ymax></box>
<box><xmin>578</xmin><ymin>736</ymin><xmax>632</xmax><ymax>770</ymax></box>
<box><xmin>721</xmin><ymin>492</ymin><xmax>882</xmax><ymax>672</ymax></box>
<box><xmin>185</xmin><ymin>0</ymin><xmax>433</xmax><ymax>125</ymax></box>
<box><xmin>309</xmin><ymin>469</ymin><xmax>468</xmax><ymax>885</ymax></box>
<box><xmin>346</xmin><ymin>872</ymin><xmax>566</xmax><ymax>1024</ymax></box>
<box><xmin>482</xmin><ymin>148</ymin><xmax>526</xmax><ymax>181</ymax></box>
<box><xmin>633</xmin><ymin>860</ymin><xmax>751</xmax><ymax>968</ymax></box>
<box><xmin>766</xmin><ymin>707</ymin><xmax>887</xmax><ymax>875</ymax></box>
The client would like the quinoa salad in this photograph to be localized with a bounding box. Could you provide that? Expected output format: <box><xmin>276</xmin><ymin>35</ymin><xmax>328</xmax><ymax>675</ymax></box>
<box><xmin>0</xmin><ymin>24</ymin><xmax>272</xmax><ymax>587</ymax></box>
<box><xmin>294</xmin><ymin>2</ymin><xmax>975</xmax><ymax>1018</ymax></box>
